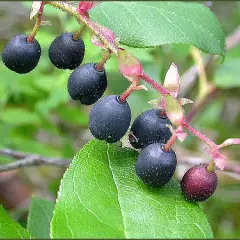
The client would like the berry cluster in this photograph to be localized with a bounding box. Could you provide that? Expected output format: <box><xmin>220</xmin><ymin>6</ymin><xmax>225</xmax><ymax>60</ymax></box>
<box><xmin>1</xmin><ymin>30</ymin><xmax>218</xmax><ymax>202</ymax></box>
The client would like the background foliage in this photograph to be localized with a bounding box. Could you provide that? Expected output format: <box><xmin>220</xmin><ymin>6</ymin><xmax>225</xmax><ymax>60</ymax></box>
<box><xmin>0</xmin><ymin>1</ymin><xmax>240</xmax><ymax>238</ymax></box>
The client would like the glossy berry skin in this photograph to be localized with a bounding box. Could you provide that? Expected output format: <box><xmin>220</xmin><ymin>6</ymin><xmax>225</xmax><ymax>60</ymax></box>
<box><xmin>136</xmin><ymin>143</ymin><xmax>177</xmax><ymax>187</ymax></box>
<box><xmin>2</xmin><ymin>34</ymin><xmax>41</xmax><ymax>74</ymax></box>
<box><xmin>68</xmin><ymin>63</ymin><xmax>107</xmax><ymax>105</ymax></box>
<box><xmin>181</xmin><ymin>165</ymin><xmax>218</xmax><ymax>202</ymax></box>
<box><xmin>129</xmin><ymin>109</ymin><xmax>172</xmax><ymax>149</ymax></box>
<box><xmin>89</xmin><ymin>95</ymin><xmax>131</xmax><ymax>143</ymax></box>
<box><xmin>48</xmin><ymin>32</ymin><xmax>85</xmax><ymax>70</ymax></box>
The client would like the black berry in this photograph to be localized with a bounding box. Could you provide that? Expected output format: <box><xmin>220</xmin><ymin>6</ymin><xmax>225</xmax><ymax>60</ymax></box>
<box><xmin>2</xmin><ymin>34</ymin><xmax>41</xmax><ymax>74</ymax></box>
<box><xmin>129</xmin><ymin>109</ymin><xmax>172</xmax><ymax>149</ymax></box>
<box><xmin>48</xmin><ymin>32</ymin><xmax>85</xmax><ymax>70</ymax></box>
<box><xmin>181</xmin><ymin>165</ymin><xmax>218</xmax><ymax>202</ymax></box>
<box><xmin>89</xmin><ymin>95</ymin><xmax>131</xmax><ymax>143</ymax></box>
<box><xmin>68</xmin><ymin>63</ymin><xmax>107</xmax><ymax>105</ymax></box>
<box><xmin>136</xmin><ymin>143</ymin><xmax>177</xmax><ymax>187</ymax></box>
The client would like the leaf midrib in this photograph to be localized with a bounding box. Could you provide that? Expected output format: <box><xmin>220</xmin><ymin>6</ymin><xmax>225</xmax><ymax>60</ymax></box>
<box><xmin>72</xmin><ymin>152</ymin><xmax>123</xmax><ymax>237</ymax></box>
<box><xmin>106</xmin><ymin>144</ymin><xmax>127</xmax><ymax>239</ymax></box>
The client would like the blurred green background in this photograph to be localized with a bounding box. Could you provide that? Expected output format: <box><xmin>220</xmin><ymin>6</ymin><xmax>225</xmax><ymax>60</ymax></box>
<box><xmin>0</xmin><ymin>1</ymin><xmax>239</xmax><ymax>238</ymax></box>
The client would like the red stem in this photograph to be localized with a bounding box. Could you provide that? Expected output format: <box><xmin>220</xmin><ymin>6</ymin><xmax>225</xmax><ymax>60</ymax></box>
<box><xmin>138</xmin><ymin>71</ymin><xmax>218</xmax><ymax>152</ymax></box>
<box><xmin>120</xmin><ymin>84</ymin><xmax>135</xmax><ymax>102</ymax></box>
<box><xmin>163</xmin><ymin>135</ymin><xmax>177</xmax><ymax>152</ymax></box>
<box><xmin>183</xmin><ymin>121</ymin><xmax>217</xmax><ymax>149</ymax></box>
<box><xmin>140</xmin><ymin>72</ymin><xmax>169</xmax><ymax>95</ymax></box>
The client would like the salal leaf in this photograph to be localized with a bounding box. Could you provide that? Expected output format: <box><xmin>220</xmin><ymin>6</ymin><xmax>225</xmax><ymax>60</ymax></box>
<box><xmin>0</xmin><ymin>205</ymin><xmax>31</xmax><ymax>238</ymax></box>
<box><xmin>27</xmin><ymin>196</ymin><xmax>55</xmax><ymax>239</ymax></box>
<box><xmin>51</xmin><ymin>140</ymin><xmax>213</xmax><ymax>238</ymax></box>
<box><xmin>91</xmin><ymin>2</ymin><xmax>225</xmax><ymax>56</ymax></box>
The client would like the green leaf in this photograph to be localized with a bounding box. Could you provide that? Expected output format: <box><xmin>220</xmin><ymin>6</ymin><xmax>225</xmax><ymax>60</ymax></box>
<box><xmin>0</xmin><ymin>205</ymin><xmax>31</xmax><ymax>238</ymax></box>
<box><xmin>91</xmin><ymin>2</ymin><xmax>225</xmax><ymax>56</ymax></box>
<box><xmin>51</xmin><ymin>140</ymin><xmax>213</xmax><ymax>238</ymax></box>
<box><xmin>27</xmin><ymin>197</ymin><xmax>55</xmax><ymax>239</ymax></box>
<box><xmin>214</xmin><ymin>60</ymin><xmax>240</xmax><ymax>89</ymax></box>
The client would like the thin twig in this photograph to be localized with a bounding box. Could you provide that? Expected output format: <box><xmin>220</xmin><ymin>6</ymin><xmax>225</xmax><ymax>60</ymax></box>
<box><xmin>0</xmin><ymin>147</ymin><xmax>240</xmax><ymax>176</ymax></box>
<box><xmin>0</xmin><ymin>149</ymin><xmax>70</xmax><ymax>172</ymax></box>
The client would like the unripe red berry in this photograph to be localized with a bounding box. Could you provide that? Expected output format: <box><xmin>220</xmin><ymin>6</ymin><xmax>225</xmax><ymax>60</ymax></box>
<box><xmin>181</xmin><ymin>164</ymin><xmax>218</xmax><ymax>202</ymax></box>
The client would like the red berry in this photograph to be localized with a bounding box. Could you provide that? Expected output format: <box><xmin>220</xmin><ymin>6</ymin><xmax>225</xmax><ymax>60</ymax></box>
<box><xmin>181</xmin><ymin>164</ymin><xmax>218</xmax><ymax>202</ymax></box>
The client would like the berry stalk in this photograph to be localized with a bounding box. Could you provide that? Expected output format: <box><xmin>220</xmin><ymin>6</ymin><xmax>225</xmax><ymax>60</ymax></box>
<box><xmin>163</xmin><ymin>135</ymin><xmax>177</xmax><ymax>152</ymax></box>
<box><xmin>120</xmin><ymin>84</ymin><xmax>136</xmax><ymax>102</ymax></box>
<box><xmin>27</xmin><ymin>2</ymin><xmax>44</xmax><ymax>43</ymax></box>
<box><xmin>95</xmin><ymin>50</ymin><xmax>112</xmax><ymax>71</ymax></box>
<box><xmin>72</xmin><ymin>25</ymin><xmax>87</xmax><ymax>41</ymax></box>
<box><xmin>206</xmin><ymin>160</ymin><xmax>215</xmax><ymax>172</ymax></box>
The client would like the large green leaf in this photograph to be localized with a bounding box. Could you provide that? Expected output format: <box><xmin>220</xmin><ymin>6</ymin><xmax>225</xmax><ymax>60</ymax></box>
<box><xmin>214</xmin><ymin>60</ymin><xmax>240</xmax><ymax>89</ymax></box>
<box><xmin>51</xmin><ymin>140</ymin><xmax>213</xmax><ymax>238</ymax></box>
<box><xmin>27</xmin><ymin>197</ymin><xmax>55</xmax><ymax>239</ymax></box>
<box><xmin>0</xmin><ymin>205</ymin><xmax>31</xmax><ymax>238</ymax></box>
<box><xmin>91</xmin><ymin>2</ymin><xmax>225</xmax><ymax>56</ymax></box>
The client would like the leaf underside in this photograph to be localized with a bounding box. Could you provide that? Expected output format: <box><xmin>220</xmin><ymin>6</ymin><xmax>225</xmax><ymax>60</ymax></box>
<box><xmin>51</xmin><ymin>139</ymin><xmax>213</xmax><ymax>238</ymax></box>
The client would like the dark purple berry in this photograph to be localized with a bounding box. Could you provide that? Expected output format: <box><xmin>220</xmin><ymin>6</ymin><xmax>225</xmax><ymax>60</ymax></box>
<box><xmin>2</xmin><ymin>34</ymin><xmax>41</xmax><ymax>74</ymax></box>
<box><xmin>89</xmin><ymin>95</ymin><xmax>131</xmax><ymax>143</ymax></box>
<box><xmin>129</xmin><ymin>109</ymin><xmax>172</xmax><ymax>149</ymax></box>
<box><xmin>67</xmin><ymin>63</ymin><xmax>107</xmax><ymax>105</ymax></box>
<box><xmin>136</xmin><ymin>143</ymin><xmax>177</xmax><ymax>187</ymax></box>
<box><xmin>181</xmin><ymin>165</ymin><xmax>218</xmax><ymax>202</ymax></box>
<box><xmin>48</xmin><ymin>32</ymin><xmax>85</xmax><ymax>70</ymax></box>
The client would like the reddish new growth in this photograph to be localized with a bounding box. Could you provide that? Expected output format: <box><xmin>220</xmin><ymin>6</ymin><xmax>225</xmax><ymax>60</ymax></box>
<box><xmin>43</xmin><ymin>1</ymin><xmax>240</xmax><ymax>171</ymax></box>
